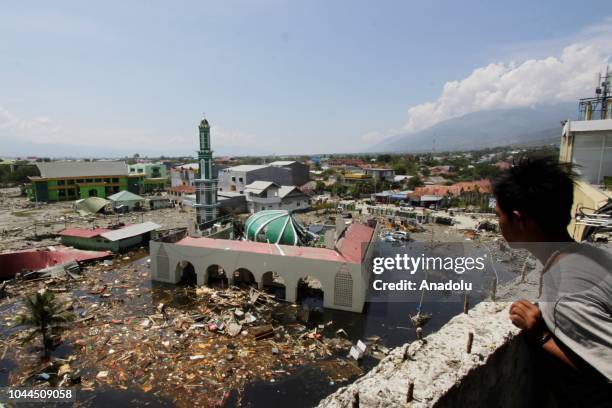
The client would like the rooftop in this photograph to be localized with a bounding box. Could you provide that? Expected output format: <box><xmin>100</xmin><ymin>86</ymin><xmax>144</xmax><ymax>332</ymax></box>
<box><xmin>244</xmin><ymin>181</ymin><xmax>279</xmax><ymax>193</ymax></box>
<box><xmin>100</xmin><ymin>221</ymin><xmax>161</xmax><ymax>242</ymax></box>
<box><xmin>35</xmin><ymin>161</ymin><xmax>129</xmax><ymax>179</ymax></box>
<box><xmin>268</xmin><ymin>161</ymin><xmax>297</xmax><ymax>166</ymax></box>
<box><xmin>59</xmin><ymin>227</ymin><xmax>111</xmax><ymax>238</ymax></box>
<box><xmin>223</xmin><ymin>165</ymin><xmax>268</xmax><ymax>172</ymax></box>
<box><xmin>176</xmin><ymin>222</ymin><xmax>374</xmax><ymax>264</ymax></box>
<box><xmin>107</xmin><ymin>190</ymin><xmax>144</xmax><ymax>202</ymax></box>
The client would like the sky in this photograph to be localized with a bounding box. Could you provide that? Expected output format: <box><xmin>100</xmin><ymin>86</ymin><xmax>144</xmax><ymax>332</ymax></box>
<box><xmin>1</xmin><ymin>0</ymin><xmax>611</xmax><ymax>157</ymax></box>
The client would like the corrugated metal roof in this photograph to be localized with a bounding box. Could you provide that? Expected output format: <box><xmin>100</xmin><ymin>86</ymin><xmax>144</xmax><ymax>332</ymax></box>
<box><xmin>224</xmin><ymin>165</ymin><xmax>267</xmax><ymax>172</ymax></box>
<box><xmin>107</xmin><ymin>190</ymin><xmax>144</xmax><ymax>202</ymax></box>
<box><xmin>269</xmin><ymin>161</ymin><xmax>296</xmax><ymax>166</ymax></box>
<box><xmin>36</xmin><ymin>161</ymin><xmax>128</xmax><ymax>178</ymax></box>
<box><xmin>244</xmin><ymin>181</ymin><xmax>278</xmax><ymax>193</ymax></box>
<box><xmin>278</xmin><ymin>185</ymin><xmax>301</xmax><ymax>198</ymax></box>
<box><xmin>100</xmin><ymin>221</ymin><xmax>161</xmax><ymax>242</ymax></box>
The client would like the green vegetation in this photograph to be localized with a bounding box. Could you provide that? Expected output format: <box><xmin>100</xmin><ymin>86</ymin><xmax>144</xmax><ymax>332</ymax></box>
<box><xmin>0</xmin><ymin>163</ymin><xmax>39</xmax><ymax>187</ymax></box>
<box><xmin>16</xmin><ymin>290</ymin><xmax>74</xmax><ymax>356</ymax></box>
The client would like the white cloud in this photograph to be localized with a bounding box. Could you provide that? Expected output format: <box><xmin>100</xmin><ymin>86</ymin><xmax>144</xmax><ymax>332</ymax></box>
<box><xmin>402</xmin><ymin>23</ymin><xmax>612</xmax><ymax>133</ymax></box>
<box><xmin>0</xmin><ymin>106</ymin><xmax>61</xmax><ymax>141</ymax></box>
<box><xmin>0</xmin><ymin>106</ymin><xmax>260</xmax><ymax>156</ymax></box>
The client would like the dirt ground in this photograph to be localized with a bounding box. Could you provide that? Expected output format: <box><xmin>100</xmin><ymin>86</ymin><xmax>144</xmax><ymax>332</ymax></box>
<box><xmin>0</xmin><ymin>188</ymin><xmax>196</xmax><ymax>251</ymax></box>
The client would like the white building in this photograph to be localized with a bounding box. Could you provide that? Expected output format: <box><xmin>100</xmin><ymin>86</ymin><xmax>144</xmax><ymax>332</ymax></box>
<box><xmin>244</xmin><ymin>181</ymin><xmax>311</xmax><ymax>213</ymax></box>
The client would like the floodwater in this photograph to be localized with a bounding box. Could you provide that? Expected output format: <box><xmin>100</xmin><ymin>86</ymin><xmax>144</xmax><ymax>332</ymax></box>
<box><xmin>225</xmin><ymin>240</ymin><xmax>518</xmax><ymax>407</ymax></box>
<box><xmin>0</xmin><ymin>239</ymin><xmax>519</xmax><ymax>408</ymax></box>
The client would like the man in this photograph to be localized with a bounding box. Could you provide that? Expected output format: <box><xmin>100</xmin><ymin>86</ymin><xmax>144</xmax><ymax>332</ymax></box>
<box><xmin>492</xmin><ymin>156</ymin><xmax>611</xmax><ymax>407</ymax></box>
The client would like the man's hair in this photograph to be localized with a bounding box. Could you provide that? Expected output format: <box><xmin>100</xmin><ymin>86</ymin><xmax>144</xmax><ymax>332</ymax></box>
<box><xmin>492</xmin><ymin>155</ymin><xmax>576</xmax><ymax>231</ymax></box>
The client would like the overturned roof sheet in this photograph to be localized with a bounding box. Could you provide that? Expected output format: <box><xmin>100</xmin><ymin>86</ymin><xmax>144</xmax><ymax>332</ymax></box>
<box><xmin>100</xmin><ymin>221</ymin><xmax>161</xmax><ymax>241</ymax></box>
<box><xmin>35</xmin><ymin>161</ymin><xmax>128</xmax><ymax>178</ymax></box>
<box><xmin>74</xmin><ymin>197</ymin><xmax>110</xmax><ymax>215</ymax></box>
<box><xmin>0</xmin><ymin>246</ymin><xmax>111</xmax><ymax>279</ymax></box>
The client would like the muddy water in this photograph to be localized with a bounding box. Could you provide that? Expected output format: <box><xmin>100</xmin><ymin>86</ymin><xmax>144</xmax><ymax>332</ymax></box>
<box><xmin>0</xmin><ymin>240</ymin><xmax>518</xmax><ymax>407</ymax></box>
<box><xmin>225</xmin><ymin>240</ymin><xmax>518</xmax><ymax>407</ymax></box>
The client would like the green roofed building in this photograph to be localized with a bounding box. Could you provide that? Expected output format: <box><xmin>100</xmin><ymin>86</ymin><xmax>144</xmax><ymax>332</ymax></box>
<box><xmin>244</xmin><ymin>210</ymin><xmax>312</xmax><ymax>246</ymax></box>
<box><xmin>28</xmin><ymin>161</ymin><xmax>144</xmax><ymax>202</ymax></box>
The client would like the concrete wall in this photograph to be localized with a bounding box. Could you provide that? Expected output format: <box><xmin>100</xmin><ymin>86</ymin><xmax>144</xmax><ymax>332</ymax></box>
<box><xmin>317</xmin><ymin>269</ymin><xmax>554</xmax><ymax>407</ymax></box>
<box><xmin>218</xmin><ymin>164</ymin><xmax>310</xmax><ymax>193</ymax></box>
<box><xmin>150</xmin><ymin>240</ymin><xmax>368</xmax><ymax>313</ymax></box>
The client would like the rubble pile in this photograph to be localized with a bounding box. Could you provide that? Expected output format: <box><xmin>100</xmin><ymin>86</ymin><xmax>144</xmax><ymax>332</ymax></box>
<box><xmin>0</xmin><ymin>189</ymin><xmax>194</xmax><ymax>252</ymax></box>
<box><xmin>0</xmin><ymin>251</ymin><xmax>363</xmax><ymax>407</ymax></box>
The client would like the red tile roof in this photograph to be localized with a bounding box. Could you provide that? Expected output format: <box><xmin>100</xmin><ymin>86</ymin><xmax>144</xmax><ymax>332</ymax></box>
<box><xmin>414</xmin><ymin>180</ymin><xmax>491</xmax><ymax>197</ymax></box>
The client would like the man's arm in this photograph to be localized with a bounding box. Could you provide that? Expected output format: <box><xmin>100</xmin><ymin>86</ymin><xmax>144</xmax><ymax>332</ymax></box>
<box><xmin>509</xmin><ymin>299</ymin><xmax>576</xmax><ymax>369</ymax></box>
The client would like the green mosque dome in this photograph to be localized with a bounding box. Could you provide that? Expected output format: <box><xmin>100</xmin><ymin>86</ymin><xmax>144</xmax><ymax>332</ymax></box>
<box><xmin>244</xmin><ymin>210</ymin><xmax>311</xmax><ymax>246</ymax></box>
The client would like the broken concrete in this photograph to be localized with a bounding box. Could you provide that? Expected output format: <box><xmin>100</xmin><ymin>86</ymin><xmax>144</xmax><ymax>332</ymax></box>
<box><xmin>317</xmin><ymin>268</ymin><xmax>542</xmax><ymax>407</ymax></box>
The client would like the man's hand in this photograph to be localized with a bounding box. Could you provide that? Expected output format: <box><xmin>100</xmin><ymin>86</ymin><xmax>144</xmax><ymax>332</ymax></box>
<box><xmin>509</xmin><ymin>299</ymin><xmax>543</xmax><ymax>331</ymax></box>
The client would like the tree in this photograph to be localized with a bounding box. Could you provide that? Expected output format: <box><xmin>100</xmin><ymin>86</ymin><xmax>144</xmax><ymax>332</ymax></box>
<box><xmin>376</xmin><ymin>154</ymin><xmax>392</xmax><ymax>163</ymax></box>
<box><xmin>331</xmin><ymin>182</ymin><xmax>347</xmax><ymax>197</ymax></box>
<box><xmin>315</xmin><ymin>180</ymin><xmax>326</xmax><ymax>193</ymax></box>
<box><xmin>407</xmin><ymin>176</ymin><xmax>424</xmax><ymax>190</ymax></box>
<box><xmin>16</xmin><ymin>290</ymin><xmax>74</xmax><ymax>356</ymax></box>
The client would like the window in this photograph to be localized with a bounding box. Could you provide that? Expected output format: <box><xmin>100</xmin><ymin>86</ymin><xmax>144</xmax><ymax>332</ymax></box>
<box><xmin>239</xmin><ymin>191</ymin><xmax>243</xmax><ymax>194</ymax></box>
<box><xmin>112</xmin><ymin>178</ymin><xmax>119</xmax><ymax>183</ymax></box>
<box><xmin>297</xmin><ymin>201</ymin><xmax>300</xmax><ymax>207</ymax></box>
<box><xmin>219</xmin><ymin>188</ymin><xmax>223</xmax><ymax>191</ymax></box>
<box><xmin>76</xmin><ymin>179</ymin><xmax>84</xmax><ymax>183</ymax></box>
<box><xmin>94</xmin><ymin>178</ymin><xmax>101</xmax><ymax>182</ymax></box>
<box><xmin>67</xmin><ymin>179</ymin><xmax>75</xmax><ymax>185</ymax></box>
<box><xmin>104</xmin><ymin>178</ymin><xmax>110</xmax><ymax>183</ymax></box>
<box><xmin>57</xmin><ymin>180</ymin><xmax>65</xmax><ymax>186</ymax></box>
<box><xmin>232</xmin><ymin>177</ymin><xmax>236</xmax><ymax>182</ymax></box>
<box><xmin>58</xmin><ymin>189</ymin><xmax>66</xmax><ymax>197</ymax></box>
<box><xmin>239</xmin><ymin>177</ymin><xmax>243</xmax><ymax>182</ymax></box>
<box><xmin>86</xmin><ymin>179</ymin><xmax>93</xmax><ymax>183</ymax></box>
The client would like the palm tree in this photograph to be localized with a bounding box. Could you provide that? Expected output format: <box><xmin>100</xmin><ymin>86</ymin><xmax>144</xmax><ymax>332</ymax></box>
<box><xmin>16</xmin><ymin>289</ymin><xmax>74</xmax><ymax>356</ymax></box>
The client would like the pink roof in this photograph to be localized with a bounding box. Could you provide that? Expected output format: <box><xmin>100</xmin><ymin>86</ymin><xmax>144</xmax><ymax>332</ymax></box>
<box><xmin>176</xmin><ymin>223</ymin><xmax>375</xmax><ymax>264</ymax></box>
<box><xmin>59</xmin><ymin>228</ymin><xmax>111</xmax><ymax>238</ymax></box>
<box><xmin>0</xmin><ymin>246</ymin><xmax>111</xmax><ymax>278</ymax></box>
<box><xmin>336</xmin><ymin>223</ymin><xmax>375</xmax><ymax>263</ymax></box>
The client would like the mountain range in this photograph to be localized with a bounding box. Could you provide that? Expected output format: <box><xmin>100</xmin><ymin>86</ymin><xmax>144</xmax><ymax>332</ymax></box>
<box><xmin>371</xmin><ymin>103</ymin><xmax>579</xmax><ymax>153</ymax></box>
